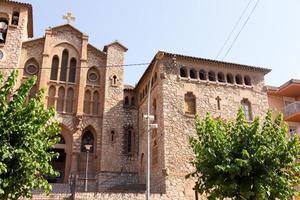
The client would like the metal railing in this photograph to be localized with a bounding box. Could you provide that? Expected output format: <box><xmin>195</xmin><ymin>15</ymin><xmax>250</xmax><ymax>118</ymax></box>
<box><xmin>284</xmin><ymin>101</ymin><xmax>300</xmax><ymax>117</ymax></box>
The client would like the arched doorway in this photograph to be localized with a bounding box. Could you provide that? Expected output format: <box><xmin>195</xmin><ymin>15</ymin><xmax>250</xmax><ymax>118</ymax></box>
<box><xmin>79</xmin><ymin>128</ymin><xmax>96</xmax><ymax>178</ymax></box>
<box><xmin>48</xmin><ymin>126</ymin><xmax>72</xmax><ymax>183</ymax></box>
<box><xmin>48</xmin><ymin>135</ymin><xmax>66</xmax><ymax>183</ymax></box>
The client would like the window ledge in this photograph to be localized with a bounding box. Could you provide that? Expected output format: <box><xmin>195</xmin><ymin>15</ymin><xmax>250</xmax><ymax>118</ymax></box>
<box><xmin>9</xmin><ymin>24</ymin><xmax>18</xmax><ymax>29</ymax></box>
<box><xmin>184</xmin><ymin>113</ymin><xmax>195</xmax><ymax>118</ymax></box>
<box><xmin>0</xmin><ymin>43</ymin><xmax>4</xmax><ymax>48</ymax></box>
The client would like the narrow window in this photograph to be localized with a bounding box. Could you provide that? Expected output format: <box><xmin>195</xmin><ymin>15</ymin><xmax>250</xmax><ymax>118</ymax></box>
<box><xmin>190</xmin><ymin>69</ymin><xmax>197</xmax><ymax>79</ymax></box>
<box><xmin>84</xmin><ymin>90</ymin><xmax>91</xmax><ymax>114</ymax></box>
<box><xmin>131</xmin><ymin>97</ymin><xmax>135</xmax><ymax>106</ymax></box>
<box><xmin>0</xmin><ymin>18</ymin><xmax>8</xmax><ymax>44</ymax></box>
<box><xmin>217</xmin><ymin>72</ymin><xmax>225</xmax><ymax>83</ymax></box>
<box><xmin>47</xmin><ymin>86</ymin><xmax>56</xmax><ymax>108</ymax></box>
<box><xmin>154</xmin><ymin>72</ymin><xmax>158</xmax><ymax>83</ymax></box>
<box><xmin>12</xmin><ymin>11</ymin><xmax>19</xmax><ymax>25</ymax></box>
<box><xmin>29</xmin><ymin>85</ymin><xmax>37</xmax><ymax>100</ymax></box>
<box><xmin>81</xmin><ymin>131</ymin><xmax>94</xmax><ymax>152</ymax></box>
<box><xmin>241</xmin><ymin>99</ymin><xmax>252</xmax><ymax>121</ymax></box>
<box><xmin>124</xmin><ymin>96</ymin><xmax>129</xmax><ymax>106</ymax></box>
<box><xmin>68</xmin><ymin>58</ymin><xmax>76</xmax><ymax>83</ymax></box>
<box><xmin>153</xmin><ymin>98</ymin><xmax>157</xmax><ymax>121</ymax></box>
<box><xmin>65</xmin><ymin>88</ymin><xmax>74</xmax><ymax>113</ymax></box>
<box><xmin>50</xmin><ymin>56</ymin><xmax>59</xmax><ymax>80</ymax></box>
<box><xmin>152</xmin><ymin>140</ymin><xmax>158</xmax><ymax>165</ymax></box>
<box><xmin>60</xmin><ymin>49</ymin><xmax>68</xmax><ymax>81</ymax></box>
<box><xmin>92</xmin><ymin>91</ymin><xmax>99</xmax><ymax>115</ymax></box>
<box><xmin>199</xmin><ymin>70</ymin><xmax>207</xmax><ymax>80</ymax></box>
<box><xmin>112</xmin><ymin>75</ymin><xmax>117</xmax><ymax>85</ymax></box>
<box><xmin>208</xmin><ymin>71</ymin><xmax>216</xmax><ymax>82</ymax></box>
<box><xmin>111</xmin><ymin>131</ymin><xmax>115</xmax><ymax>142</ymax></box>
<box><xmin>236</xmin><ymin>75</ymin><xmax>243</xmax><ymax>85</ymax></box>
<box><xmin>244</xmin><ymin>75</ymin><xmax>252</xmax><ymax>86</ymax></box>
<box><xmin>57</xmin><ymin>87</ymin><xmax>65</xmax><ymax>112</ymax></box>
<box><xmin>216</xmin><ymin>96</ymin><xmax>221</xmax><ymax>110</ymax></box>
<box><xmin>184</xmin><ymin>92</ymin><xmax>196</xmax><ymax>115</ymax></box>
<box><xmin>226</xmin><ymin>73</ymin><xmax>234</xmax><ymax>84</ymax></box>
<box><xmin>127</xmin><ymin>130</ymin><xmax>132</xmax><ymax>154</ymax></box>
<box><xmin>180</xmin><ymin>67</ymin><xmax>187</xmax><ymax>78</ymax></box>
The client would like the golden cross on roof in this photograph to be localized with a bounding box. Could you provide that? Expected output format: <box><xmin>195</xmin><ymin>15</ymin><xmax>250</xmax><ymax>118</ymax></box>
<box><xmin>63</xmin><ymin>12</ymin><xmax>75</xmax><ymax>24</ymax></box>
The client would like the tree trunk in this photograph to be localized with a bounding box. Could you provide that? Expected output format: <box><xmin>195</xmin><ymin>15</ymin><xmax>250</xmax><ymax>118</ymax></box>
<box><xmin>250</xmin><ymin>196</ymin><xmax>257</xmax><ymax>200</ymax></box>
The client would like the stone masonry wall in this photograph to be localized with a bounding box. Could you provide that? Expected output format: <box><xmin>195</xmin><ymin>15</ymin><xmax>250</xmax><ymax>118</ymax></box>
<box><xmin>159</xmin><ymin>57</ymin><xmax>270</xmax><ymax>200</ymax></box>
<box><xmin>0</xmin><ymin>3</ymin><xmax>30</xmax><ymax>78</ymax></box>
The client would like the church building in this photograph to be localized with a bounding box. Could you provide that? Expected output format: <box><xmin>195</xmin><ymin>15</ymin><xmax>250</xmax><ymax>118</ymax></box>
<box><xmin>0</xmin><ymin>1</ymin><xmax>271</xmax><ymax>199</ymax></box>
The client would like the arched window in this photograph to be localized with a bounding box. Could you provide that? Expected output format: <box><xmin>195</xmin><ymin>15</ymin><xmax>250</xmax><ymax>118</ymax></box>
<box><xmin>217</xmin><ymin>72</ymin><xmax>225</xmax><ymax>83</ymax></box>
<box><xmin>92</xmin><ymin>91</ymin><xmax>99</xmax><ymax>115</ymax></box>
<box><xmin>199</xmin><ymin>70</ymin><xmax>207</xmax><ymax>80</ymax></box>
<box><xmin>184</xmin><ymin>92</ymin><xmax>196</xmax><ymax>115</ymax></box>
<box><xmin>110</xmin><ymin>131</ymin><xmax>115</xmax><ymax>142</ymax></box>
<box><xmin>87</xmin><ymin>67</ymin><xmax>100</xmax><ymax>85</ymax></box>
<box><xmin>241</xmin><ymin>99</ymin><xmax>252</xmax><ymax>121</ymax></box>
<box><xmin>81</xmin><ymin>131</ymin><xmax>94</xmax><ymax>152</ymax></box>
<box><xmin>126</xmin><ymin>129</ymin><xmax>134</xmax><ymax>154</ymax></box>
<box><xmin>24</xmin><ymin>58</ymin><xmax>39</xmax><ymax>76</ymax></box>
<box><xmin>124</xmin><ymin>96</ymin><xmax>129</xmax><ymax>106</ymax></box>
<box><xmin>65</xmin><ymin>88</ymin><xmax>74</xmax><ymax>113</ymax></box>
<box><xmin>84</xmin><ymin>90</ymin><xmax>91</xmax><ymax>114</ymax></box>
<box><xmin>50</xmin><ymin>56</ymin><xmax>59</xmax><ymax>80</ymax></box>
<box><xmin>58</xmin><ymin>134</ymin><xmax>66</xmax><ymax>144</ymax></box>
<box><xmin>47</xmin><ymin>86</ymin><xmax>56</xmax><ymax>108</ymax></box>
<box><xmin>131</xmin><ymin>97</ymin><xmax>135</xmax><ymax>106</ymax></box>
<box><xmin>190</xmin><ymin>69</ymin><xmax>197</xmax><ymax>79</ymax></box>
<box><xmin>153</xmin><ymin>98</ymin><xmax>157</xmax><ymax>121</ymax></box>
<box><xmin>154</xmin><ymin>72</ymin><xmax>158</xmax><ymax>83</ymax></box>
<box><xmin>244</xmin><ymin>75</ymin><xmax>252</xmax><ymax>86</ymax></box>
<box><xmin>112</xmin><ymin>75</ymin><xmax>117</xmax><ymax>85</ymax></box>
<box><xmin>235</xmin><ymin>74</ymin><xmax>243</xmax><ymax>85</ymax></box>
<box><xmin>60</xmin><ymin>49</ymin><xmax>68</xmax><ymax>81</ymax></box>
<box><xmin>0</xmin><ymin>18</ymin><xmax>8</xmax><ymax>44</ymax></box>
<box><xmin>152</xmin><ymin>139</ymin><xmax>158</xmax><ymax>165</ymax></box>
<box><xmin>11</xmin><ymin>11</ymin><xmax>19</xmax><ymax>25</ymax></box>
<box><xmin>29</xmin><ymin>85</ymin><xmax>37</xmax><ymax>100</ymax></box>
<box><xmin>226</xmin><ymin>73</ymin><xmax>234</xmax><ymax>84</ymax></box>
<box><xmin>208</xmin><ymin>71</ymin><xmax>216</xmax><ymax>82</ymax></box>
<box><xmin>57</xmin><ymin>87</ymin><xmax>65</xmax><ymax>112</ymax></box>
<box><xmin>180</xmin><ymin>67</ymin><xmax>187</xmax><ymax>78</ymax></box>
<box><xmin>68</xmin><ymin>58</ymin><xmax>76</xmax><ymax>83</ymax></box>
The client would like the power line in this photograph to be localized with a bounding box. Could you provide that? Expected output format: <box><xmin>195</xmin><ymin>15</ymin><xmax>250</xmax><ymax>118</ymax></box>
<box><xmin>215</xmin><ymin>0</ymin><xmax>253</xmax><ymax>59</ymax></box>
<box><xmin>0</xmin><ymin>62</ymin><xmax>150</xmax><ymax>70</ymax></box>
<box><xmin>222</xmin><ymin>0</ymin><xmax>260</xmax><ymax>60</ymax></box>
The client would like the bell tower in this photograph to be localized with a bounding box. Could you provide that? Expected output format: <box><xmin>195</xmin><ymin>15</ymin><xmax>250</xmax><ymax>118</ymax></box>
<box><xmin>0</xmin><ymin>0</ymin><xmax>33</xmax><ymax>76</ymax></box>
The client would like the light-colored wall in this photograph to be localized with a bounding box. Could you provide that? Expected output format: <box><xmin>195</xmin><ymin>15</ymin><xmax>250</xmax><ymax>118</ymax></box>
<box><xmin>0</xmin><ymin>3</ymin><xmax>30</xmax><ymax>77</ymax></box>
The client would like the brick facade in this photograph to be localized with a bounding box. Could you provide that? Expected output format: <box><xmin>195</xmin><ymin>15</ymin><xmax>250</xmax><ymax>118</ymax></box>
<box><xmin>1</xmin><ymin>1</ymin><xmax>271</xmax><ymax>199</ymax></box>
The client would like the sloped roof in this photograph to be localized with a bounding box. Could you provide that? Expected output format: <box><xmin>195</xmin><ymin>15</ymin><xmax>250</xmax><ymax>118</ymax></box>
<box><xmin>103</xmin><ymin>40</ymin><xmax>128</xmax><ymax>52</ymax></box>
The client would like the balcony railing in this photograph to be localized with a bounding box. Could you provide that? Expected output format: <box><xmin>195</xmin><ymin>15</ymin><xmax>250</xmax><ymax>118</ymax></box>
<box><xmin>284</xmin><ymin>101</ymin><xmax>300</xmax><ymax>117</ymax></box>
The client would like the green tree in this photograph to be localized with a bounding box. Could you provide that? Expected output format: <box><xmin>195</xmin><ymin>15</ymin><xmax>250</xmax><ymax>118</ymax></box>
<box><xmin>187</xmin><ymin>108</ymin><xmax>300</xmax><ymax>200</ymax></box>
<box><xmin>0</xmin><ymin>71</ymin><xmax>60</xmax><ymax>200</ymax></box>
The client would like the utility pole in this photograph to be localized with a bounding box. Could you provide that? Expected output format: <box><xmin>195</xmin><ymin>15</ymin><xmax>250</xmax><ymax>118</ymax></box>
<box><xmin>144</xmin><ymin>52</ymin><xmax>164</xmax><ymax>200</ymax></box>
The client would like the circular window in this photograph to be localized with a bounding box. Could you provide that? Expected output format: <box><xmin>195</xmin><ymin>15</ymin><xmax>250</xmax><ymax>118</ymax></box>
<box><xmin>25</xmin><ymin>64</ymin><xmax>38</xmax><ymax>75</ymax></box>
<box><xmin>88</xmin><ymin>71</ymin><xmax>98</xmax><ymax>82</ymax></box>
<box><xmin>0</xmin><ymin>50</ymin><xmax>4</xmax><ymax>60</ymax></box>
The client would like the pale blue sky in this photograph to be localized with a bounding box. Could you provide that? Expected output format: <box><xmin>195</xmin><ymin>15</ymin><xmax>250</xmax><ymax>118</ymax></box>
<box><xmin>24</xmin><ymin>0</ymin><xmax>300</xmax><ymax>87</ymax></box>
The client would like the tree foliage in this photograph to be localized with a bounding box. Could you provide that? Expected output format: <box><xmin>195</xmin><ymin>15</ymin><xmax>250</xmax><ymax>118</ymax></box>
<box><xmin>0</xmin><ymin>71</ymin><xmax>60</xmax><ymax>200</ymax></box>
<box><xmin>187</xmin><ymin>108</ymin><xmax>300</xmax><ymax>200</ymax></box>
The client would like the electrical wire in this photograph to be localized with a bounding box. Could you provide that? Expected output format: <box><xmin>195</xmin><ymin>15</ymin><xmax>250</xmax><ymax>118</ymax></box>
<box><xmin>0</xmin><ymin>62</ymin><xmax>150</xmax><ymax>70</ymax></box>
<box><xmin>222</xmin><ymin>0</ymin><xmax>260</xmax><ymax>60</ymax></box>
<box><xmin>215</xmin><ymin>0</ymin><xmax>253</xmax><ymax>59</ymax></box>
